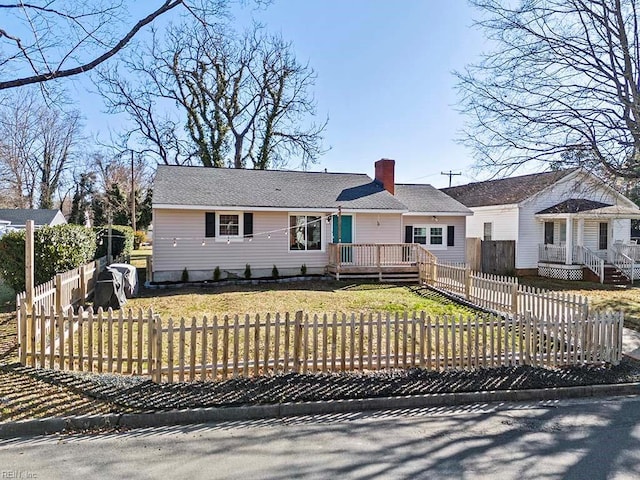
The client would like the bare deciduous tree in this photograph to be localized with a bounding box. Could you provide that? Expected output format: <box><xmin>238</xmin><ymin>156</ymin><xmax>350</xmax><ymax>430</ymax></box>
<box><xmin>0</xmin><ymin>90</ymin><xmax>81</xmax><ymax>208</ymax></box>
<box><xmin>457</xmin><ymin>0</ymin><xmax>640</xmax><ymax>180</ymax></box>
<box><xmin>0</xmin><ymin>1</ymin><xmax>235</xmax><ymax>90</ymax></box>
<box><xmin>99</xmin><ymin>23</ymin><xmax>326</xmax><ymax>169</ymax></box>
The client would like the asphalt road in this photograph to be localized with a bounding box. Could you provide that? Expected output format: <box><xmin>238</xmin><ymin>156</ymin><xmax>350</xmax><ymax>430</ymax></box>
<box><xmin>1</xmin><ymin>396</ymin><xmax>640</xmax><ymax>479</ymax></box>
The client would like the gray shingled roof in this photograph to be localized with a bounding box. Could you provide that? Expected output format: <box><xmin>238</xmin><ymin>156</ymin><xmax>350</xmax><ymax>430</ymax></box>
<box><xmin>394</xmin><ymin>184</ymin><xmax>472</xmax><ymax>215</ymax></box>
<box><xmin>0</xmin><ymin>209</ymin><xmax>62</xmax><ymax>226</ymax></box>
<box><xmin>441</xmin><ymin>169</ymin><xmax>577</xmax><ymax>208</ymax></box>
<box><xmin>153</xmin><ymin>166</ymin><xmax>408</xmax><ymax>211</ymax></box>
<box><xmin>536</xmin><ymin>199</ymin><xmax>611</xmax><ymax>215</ymax></box>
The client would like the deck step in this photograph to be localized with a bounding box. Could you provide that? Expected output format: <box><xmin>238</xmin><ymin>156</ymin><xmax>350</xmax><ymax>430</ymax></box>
<box><xmin>330</xmin><ymin>271</ymin><xmax>420</xmax><ymax>283</ymax></box>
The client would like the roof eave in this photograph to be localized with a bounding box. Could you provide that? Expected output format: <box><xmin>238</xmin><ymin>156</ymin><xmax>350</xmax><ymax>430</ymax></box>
<box><xmin>153</xmin><ymin>203</ymin><xmax>408</xmax><ymax>214</ymax></box>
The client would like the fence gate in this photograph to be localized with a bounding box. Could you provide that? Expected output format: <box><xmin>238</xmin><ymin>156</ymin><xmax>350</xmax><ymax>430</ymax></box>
<box><xmin>481</xmin><ymin>240</ymin><xmax>516</xmax><ymax>275</ymax></box>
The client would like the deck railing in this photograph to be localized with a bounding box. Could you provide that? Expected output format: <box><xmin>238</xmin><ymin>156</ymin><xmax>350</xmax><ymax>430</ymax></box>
<box><xmin>328</xmin><ymin>243</ymin><xmax>420</xmax><ymax>268</ymax></box>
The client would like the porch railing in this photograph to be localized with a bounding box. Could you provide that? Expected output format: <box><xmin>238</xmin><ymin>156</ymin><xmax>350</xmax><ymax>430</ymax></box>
<box><xmin>611</xmin><ymin>243</ymin><xmax>637</xmax><ymax>282</ymax></box>
<box><xmin>575</xmin><ymin>245</ymin><xmax>605</xmax><ymax>283</ymax></box>
<box><xmin>539</xmin><ymin>244</ymin><xmax>567</xmax><ymax>263</ymax></box>
<box><xmin>616</xmin><ymin>243</ymin><xmax>640</xmax><ymax>262</ymax></box>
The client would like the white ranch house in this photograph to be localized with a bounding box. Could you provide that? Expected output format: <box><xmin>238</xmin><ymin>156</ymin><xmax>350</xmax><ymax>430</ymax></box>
<box><xmin>443</xmin><ymin>169</ymin><xmax>640</xmax><ymax>283</ymax></box>
<box><xmin>151</xmin><ymin>159</ymin><xmax>471</xmax><ymax>282</ymax></box>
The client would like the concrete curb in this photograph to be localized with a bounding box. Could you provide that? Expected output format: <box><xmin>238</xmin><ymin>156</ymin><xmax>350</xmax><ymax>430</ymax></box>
<box><xmin>2</xmin><ymin>382</ymin><xmax>639</xmax><ymax>439</ymax></box>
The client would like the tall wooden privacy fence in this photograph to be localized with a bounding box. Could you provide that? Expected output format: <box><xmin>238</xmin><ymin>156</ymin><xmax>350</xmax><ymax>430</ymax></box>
<box><xmin>419</xmin><ymin>260</ymin><xmax>589</xmax><ymax>321</ymax></box>
<box><xmin>19</xmin><ymin>307</ymin><xmax>623</xmax><ymax>383</ymax></box>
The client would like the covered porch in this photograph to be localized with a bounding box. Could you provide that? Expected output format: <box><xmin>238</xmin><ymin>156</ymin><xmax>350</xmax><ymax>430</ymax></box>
<box><xmin>327</xmin><ymin>243</ymin><xmax>434</xmax><ymax>282</ymax></box>
<box><xmin>536</xmin><ymin>199</ymin><xmax>640</xmax><ymax>283</ymax></box>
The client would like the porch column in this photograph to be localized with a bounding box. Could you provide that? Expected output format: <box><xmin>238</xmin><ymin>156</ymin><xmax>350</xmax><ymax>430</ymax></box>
<box><xmin>576</xmin><ymin>218</ymin><xmax>584</xmax><ymax>247</ymax></box>
<box><xmin>565</xmin><ymin>216</ymin><xmax>574</xmax><ymax>265</ymax></box>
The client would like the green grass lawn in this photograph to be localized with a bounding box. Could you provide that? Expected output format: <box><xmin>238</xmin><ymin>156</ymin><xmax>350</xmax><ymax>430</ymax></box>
<box><xmin>125</xmin><ymin>282</ymin><xmax>476</xmax><ymax>320</ymax></box>
<box><xmin>520</xmin><ymin>276</ymin><xmax>640</xmax><ymax>328</ymax></box>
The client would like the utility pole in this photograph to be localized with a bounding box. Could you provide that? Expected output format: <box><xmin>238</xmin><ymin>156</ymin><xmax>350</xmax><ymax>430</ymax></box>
<box><xmin>131</xmin><ymin>150</ymin><xmax>136</xmax><ymax>233</ymax></box>
<box><xmin>441</xmin><ymin>170</ymin><xmax>462</xmax><ymax>188</ymax></box>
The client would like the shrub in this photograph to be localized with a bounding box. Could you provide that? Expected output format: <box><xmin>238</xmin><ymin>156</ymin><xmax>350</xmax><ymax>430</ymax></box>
<box><xmin>0</xmin><ymin>224</ymin><xmax>96</xmax><ymax>292</ymax></box>
<box><xmin>300</xmin><ymin>264</ymin><xmax>307</xmax><ymax>275</ymax></box>
<box><xmin>244</xmin><ymin>264</ymin><xmax>252</xmax><ymax>279</ymax></box>
<box><xmin>213</xmin><ymin>266</ymin><xmax>221</xmax><ymax>281</ymax></box>
<box><xmin>272</xmin><ymin>265</ymin><xmax>279</xmax><ymax>278</ymax></box>
<box><xmin>181</xmin><ymin>268</ymin><xmax>189</xmax><ymax>283</ymax></box>
<box><xmin>94</xmin><ymin>225</ymin><xmax>134</xmax><ymax>260</ymax></box>
<box><xmin>133</xmin><ymin>230</ymin><xmax>146</xmax><ymax>249</ymax></box>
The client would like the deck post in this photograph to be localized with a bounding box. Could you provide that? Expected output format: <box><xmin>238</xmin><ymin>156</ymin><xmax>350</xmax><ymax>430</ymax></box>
<box><xmin>431</xmin><ymin>260</ymin><xmax>438</xmax><ymax>286</ymax></box>
<box><xmin>377</xmin><ymin>244</ymin><xmax>382</xmax><ymax>281</ymax></box>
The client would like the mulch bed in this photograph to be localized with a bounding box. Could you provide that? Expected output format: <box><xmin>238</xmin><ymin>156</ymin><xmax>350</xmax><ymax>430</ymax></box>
<box><xmin>3</xmin><ymin>358</ymin><xmax>640</xmax><ymax>414</ymax></box>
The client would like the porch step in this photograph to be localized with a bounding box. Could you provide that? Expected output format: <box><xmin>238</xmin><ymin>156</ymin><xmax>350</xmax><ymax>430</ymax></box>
<box><xmin>604</xmin><ymin>265</ymin><xmax>631</xmax><ymax>286</ymax></box>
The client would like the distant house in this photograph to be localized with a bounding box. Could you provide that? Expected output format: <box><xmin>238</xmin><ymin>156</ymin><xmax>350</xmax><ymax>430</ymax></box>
<box><xmin>442</xmin><ymin>169</ymin><xmax>640</xmax><ymax>282</ymax></box>
<box><xmin>151</xmin><ymin>159</ymin><xmax>472</xmax><ymax>282</ymax></box>
<box><xmin>0</xmin><ymin>209</ymin><xmax>66</xmax><ymax>233</ymax></box>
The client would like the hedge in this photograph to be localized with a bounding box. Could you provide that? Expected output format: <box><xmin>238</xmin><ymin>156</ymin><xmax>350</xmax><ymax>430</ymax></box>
<box><xmin>0</xmin><ymin>224</ymin><xmax>96</xmax><ymax>292</ymax></box>
<box><xmin>94</xmin><ymin>225</ymin><xmax>134</xmax><ymax>260</ymax></box>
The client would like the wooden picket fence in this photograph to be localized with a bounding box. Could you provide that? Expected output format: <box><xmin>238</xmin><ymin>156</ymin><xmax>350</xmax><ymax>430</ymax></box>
<box><xmin>19</xmin><ymin>306</ymin><xmax>624</xmax><ymax>383</ymax></box>
<box><xmin>419</xmin><ymin>260</ymin><xmax>589</xmax><ymax>321</ymax></box>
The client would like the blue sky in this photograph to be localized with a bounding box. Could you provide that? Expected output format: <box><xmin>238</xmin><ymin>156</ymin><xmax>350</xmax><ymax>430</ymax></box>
<box><xmin>76</xmin><ymin>0</ymin><xmax>487</xmax><ymax>188</ymax></box>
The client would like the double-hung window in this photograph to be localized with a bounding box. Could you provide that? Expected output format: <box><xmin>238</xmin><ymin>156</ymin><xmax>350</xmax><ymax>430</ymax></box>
<box><xmin>412</xmin><ymin>225</ymin><xmax>445</xmax><ymax>248</ymax></box>
<box><xmin>290</xmin><ymin>215</ymin><xmax>322</xmax><ymax>251</ymax></box>
<box><xmin>219</xmin><ymin>214</ymin><xmax>240</xmax><ymax>237</ymax></box>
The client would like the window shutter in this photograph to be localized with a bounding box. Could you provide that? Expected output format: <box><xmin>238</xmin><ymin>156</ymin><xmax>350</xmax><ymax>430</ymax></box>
<box><xmin>244</xmin><ymin>212</ymin><xmax>253</xmax><ymax>237</ymax></box>
<box><xmin>404</xmin><ymin>225</ymin><xmax>413</xmax><ymax>243</ymax></box>
<box><xmin>447</xmin><ymin>225</ymin><xmax>455</xmax><ymax>247</ymax></box>
<box><xmin>205</xmin><ymin>212</ymin><xmax>216</xmax><ymax>237</ymax></box>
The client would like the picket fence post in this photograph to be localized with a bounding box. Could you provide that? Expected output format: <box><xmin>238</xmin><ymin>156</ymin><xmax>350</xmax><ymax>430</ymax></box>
<box><xmin>80</xmin><ymin>264</ymin><xmax>87</xmax><ymax>307</ymax></box>
<box><xmin>511</xmin><ymin>283</ymin><xmax>519</xmax><ymax>315</ymax></box>
<box><xmin>293</xmin><ymin>310</ymin><xmax>303</xmax><ymax>373</ymax></box>
<box><xmin>55</xmin><ymin>273</ymin><xmax>63</xmax><ymax>314</ymax></box>
<box><xmin>464</xmin><ymin>266</ymin><xmax>471</xmax><ymax>300</ymax></box>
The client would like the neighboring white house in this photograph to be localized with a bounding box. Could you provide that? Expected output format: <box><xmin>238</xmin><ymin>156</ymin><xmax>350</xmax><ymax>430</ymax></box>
<box><xmin>442</xmin><ymin>169</ymin><xmax>640</xmax><ymax>282</ymax></box>
<box><xmin>151</xmin><ymin>159</ymin><xmax>472</xmax><ymax>282</ymax></box>
<box><xmin>0</xmin><ymin>209</ymin><xmax>66</xmax><ymax>235</ymax></box>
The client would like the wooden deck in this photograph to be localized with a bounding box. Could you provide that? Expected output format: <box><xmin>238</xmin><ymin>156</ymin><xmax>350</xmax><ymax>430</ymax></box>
<box><xmin>327</xmin><ymin>243</ymin><xmax>432</xmax><ymax>282</ymax></box>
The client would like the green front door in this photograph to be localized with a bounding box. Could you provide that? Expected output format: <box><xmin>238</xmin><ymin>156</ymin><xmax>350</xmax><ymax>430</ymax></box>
<box><xmin>332</xmin><ymin>215</ymin><xmax>353</xmax><ymax>263</ymax></box>
<box><xmin>332</xmin><ymin>215</ymin><xmax>353</xmax><ymax>243</ymax></box>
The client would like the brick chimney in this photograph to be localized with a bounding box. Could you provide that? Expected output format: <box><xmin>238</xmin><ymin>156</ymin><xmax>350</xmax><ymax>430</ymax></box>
<box><xmin>374</xmin><ymin>158</ymin><xmax>395</xmax><ymax>195</ymax></box>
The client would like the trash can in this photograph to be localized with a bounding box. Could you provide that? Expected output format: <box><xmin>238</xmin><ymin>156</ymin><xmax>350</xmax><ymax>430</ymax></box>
<box><xmin>94</xmin><ymin>268</ymin><xmax>127</xmax><ymax>310</ymax></box>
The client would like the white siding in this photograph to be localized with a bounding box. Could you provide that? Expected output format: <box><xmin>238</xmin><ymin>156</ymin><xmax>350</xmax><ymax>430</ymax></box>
<box><xmin>153</xmin><ymin>209</ymin><xmax>406</xmax><ymax>281</ymax></box>
<box><xmin>355</xmin><ymin>213</ymin><xmax>402</xmax><ymax>243</ymax></box>
<box><xmin>153</xmin><ymin>209</ymin><xmax>333</xmax><ymax>280</ymax></box>
<box><xmin>517</xmin><ymin>173</ymin><xmax>626</xmax><ymax>269</ymax></box>
<box><xmin>466</xmin><ymin>205</ymin><xmax>519</xmax><ymax>241</ymax></box>
<box><xmin>402</xmin><ymin>216</ymin><xmax>467</xmax><ymax>263</ymax></box>
<box><xmin>612</xmin><ymin>218</ymin><xmax>631</xmax><ymax>244</ymax></box>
